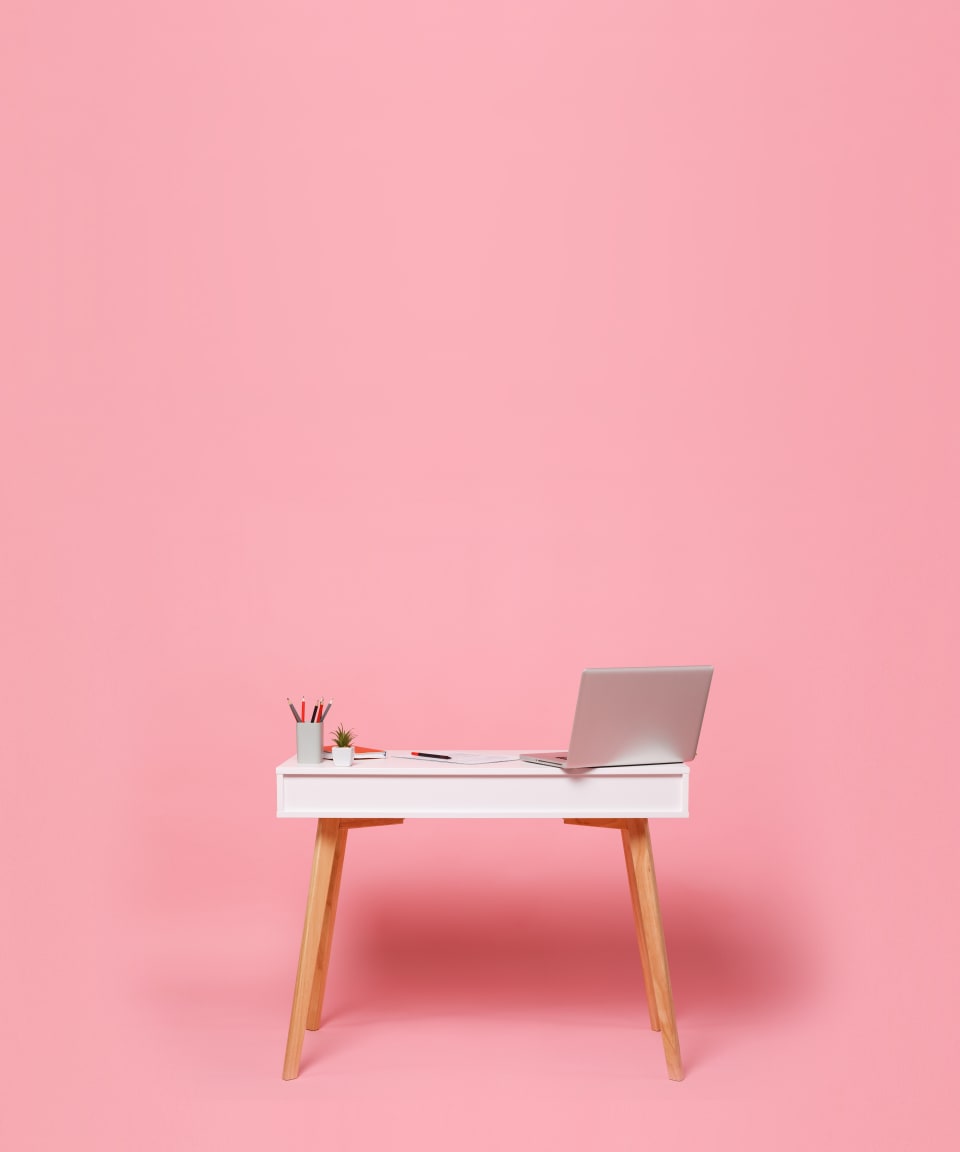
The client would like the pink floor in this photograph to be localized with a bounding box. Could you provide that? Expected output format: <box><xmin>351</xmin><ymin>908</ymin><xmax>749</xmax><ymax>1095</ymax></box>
<box><xmin>11</xmin><ymin>810</ymin><xmax>954</xmax><ymax>1149</ymax></box>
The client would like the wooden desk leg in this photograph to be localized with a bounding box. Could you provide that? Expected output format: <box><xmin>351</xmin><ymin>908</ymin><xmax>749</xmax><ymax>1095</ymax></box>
<box><xmin>621</xmin><ymin>827</ymin><xmax>661</xmax><ymax>1032</ymax></box>
<box><xmin>306</xmin><ymin>823</ymin><xmax>348</xmax><ymax>1031</ymax></box>
<box><xmin>625</xmin><ymin>818</ymin><xmax>684</xmax><ymax>1081</ymax></box>
<box><xmin>282</xmin><ymin>818</ymin><xmax>341</xmax><ymax>1080</ymax></box>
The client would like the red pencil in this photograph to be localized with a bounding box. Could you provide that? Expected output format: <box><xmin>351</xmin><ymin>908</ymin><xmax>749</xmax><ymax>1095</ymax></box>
<box><xmin>301</xmin><ymin>699</ymin><xmax>305</xmax><ymax>722</ymax></box>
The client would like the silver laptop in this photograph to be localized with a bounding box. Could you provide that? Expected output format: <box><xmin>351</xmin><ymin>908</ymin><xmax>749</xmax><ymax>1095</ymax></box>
<box><xmin>521</xmin><ymin>666</ymin><xmax>713</xmax><ymax>771</ymax></box>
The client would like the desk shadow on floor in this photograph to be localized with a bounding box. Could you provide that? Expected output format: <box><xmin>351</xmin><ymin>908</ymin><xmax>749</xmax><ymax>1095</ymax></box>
<box><xmin>327</xmin><ymin>880</ymin><xmax>816</xmax><ymax>1033</ymax></box>
<box><xmin>132</xmin><ymin>881</ymin><xmax>817</xmax><ymax>1080</ymax></box>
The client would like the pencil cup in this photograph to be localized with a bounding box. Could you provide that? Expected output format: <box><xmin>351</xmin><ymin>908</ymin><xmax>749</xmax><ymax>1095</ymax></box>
<box><xmin>296</xmin><ymin>722</ymin><xmax>323</xmax><ymax>765</ymax></box>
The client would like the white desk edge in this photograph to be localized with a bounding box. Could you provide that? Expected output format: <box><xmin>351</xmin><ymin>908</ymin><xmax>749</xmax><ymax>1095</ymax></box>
<box><xmin>276</xmin><ymin>752</ymin><xmax>691</xmax><ymax>819</ymax></box>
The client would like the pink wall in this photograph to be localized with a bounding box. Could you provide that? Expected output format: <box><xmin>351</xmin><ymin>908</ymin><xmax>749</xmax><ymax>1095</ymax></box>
<box><xmin>3</xmin><ymin>2</ymin><xmax>958</xmax><ymax>1148</ymax></box>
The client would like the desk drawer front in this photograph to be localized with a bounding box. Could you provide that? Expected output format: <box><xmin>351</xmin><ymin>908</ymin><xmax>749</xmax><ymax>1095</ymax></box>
<box><xmin>277</xmin><ymin>770</ymin><xmax>688</xmax><ymax>819</ymax></box>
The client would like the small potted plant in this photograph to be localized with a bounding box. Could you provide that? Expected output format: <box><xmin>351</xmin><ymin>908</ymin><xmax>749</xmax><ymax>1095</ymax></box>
<box><xmin>331</xmin><ymin>724</ymin><xmax>356</xmax><ymax>767</ymax></box>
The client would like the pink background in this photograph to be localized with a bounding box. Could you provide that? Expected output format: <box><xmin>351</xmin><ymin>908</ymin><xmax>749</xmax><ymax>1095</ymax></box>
<box><xmin>3</xmin><ymin>1</ymin><xmax>958</xmax><ymax>1147</ymax></box>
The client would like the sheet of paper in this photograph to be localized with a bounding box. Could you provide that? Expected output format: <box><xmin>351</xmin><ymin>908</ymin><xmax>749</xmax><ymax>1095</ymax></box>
<box><xmin>391</xmin><ymin>751</ymin><xmax>521</xmax><ymax>765</ymax></box>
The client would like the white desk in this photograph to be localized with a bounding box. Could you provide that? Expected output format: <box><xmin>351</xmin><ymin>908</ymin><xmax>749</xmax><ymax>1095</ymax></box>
<box><xmin>277</xmin><ymin>753</ymin><xmax>690</xmax><ymax>1081</ymax></box>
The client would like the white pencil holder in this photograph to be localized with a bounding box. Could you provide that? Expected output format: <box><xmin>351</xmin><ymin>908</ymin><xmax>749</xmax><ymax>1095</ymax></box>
<box><xmin>296</xmin><ymin>723</ymin><xmax>323</xmax><ymax>765</ymax></box>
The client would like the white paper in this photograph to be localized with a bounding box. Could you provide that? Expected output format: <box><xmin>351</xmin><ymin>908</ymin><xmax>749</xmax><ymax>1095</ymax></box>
<box><xmin>391</xmin><ymin>751</ymin><xmax>522</xmax><ymax>765</ymax></box>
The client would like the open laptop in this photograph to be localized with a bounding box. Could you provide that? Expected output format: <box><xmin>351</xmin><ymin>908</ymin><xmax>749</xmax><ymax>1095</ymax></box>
<box><xmin>520</xmin><ymin>666</ymin><xmax>713</xmax><ymax>771</ymax></box>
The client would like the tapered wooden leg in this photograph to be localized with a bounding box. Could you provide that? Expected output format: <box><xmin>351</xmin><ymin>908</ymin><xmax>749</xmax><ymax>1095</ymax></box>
<box><xmin>282</xmin><ymin>819</ymin><xmax>341</xmax><ymax>1080</ymax></box>
<box><xmin>621</xmin><ymin>827</ymin><xmax>660</xmax><ymax>1031</ymax></box>
<box><xmin>306</xmin><ymin>824</ymin><xmax>348</xmax><ymax>1030</ymax></box>
<box><xmin>625</xmin><ymin>818</ymin><xmax>683</xmax><ymax>1080</ymax></box>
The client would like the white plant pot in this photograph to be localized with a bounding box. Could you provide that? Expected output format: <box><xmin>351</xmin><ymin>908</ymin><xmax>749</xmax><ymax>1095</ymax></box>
<box><xmin>331</xmin><ymin>746</ymin><xmax>355</xmax><ymax>767</ymax></box>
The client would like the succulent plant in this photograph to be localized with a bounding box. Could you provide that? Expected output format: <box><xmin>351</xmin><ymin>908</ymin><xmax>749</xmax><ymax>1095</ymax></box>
<box><xmin>332</xmin><ymin>724</ymin><xmax>356</xmax><ymax>748</ymax></box>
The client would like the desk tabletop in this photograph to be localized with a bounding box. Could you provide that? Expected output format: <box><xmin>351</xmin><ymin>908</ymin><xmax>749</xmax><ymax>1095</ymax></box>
<box><xmin>276</xmin><ymin>752</ymin><xmax>690</xmax><ymax>819</ymax></box>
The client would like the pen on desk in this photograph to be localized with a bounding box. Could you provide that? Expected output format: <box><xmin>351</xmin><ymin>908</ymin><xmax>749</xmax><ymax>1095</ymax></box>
<box><xmin>310</xmin><ymin>701</ymin><xmax>319</xmax><ymax>723</ymax></box>
<box><xmin>287</xmin><ymin>698</ymin><xmax>301</xmax><ymax>723</ymax></box>
<box><xmin>320</xmin><ymin>700</ymin><xmax>333</xmax><ymax>722</ymax></box>
<box><xmin>411</xmin><ymin>751</ymin><xmax>451</xmax><ymax>760</ymax></box>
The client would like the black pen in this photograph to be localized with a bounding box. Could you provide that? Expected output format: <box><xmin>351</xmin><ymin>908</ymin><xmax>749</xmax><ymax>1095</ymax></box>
<box><xmin>411</xmin><ymin>751</ymin><xmax>451</xmax><ymax>760</ymax></box>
